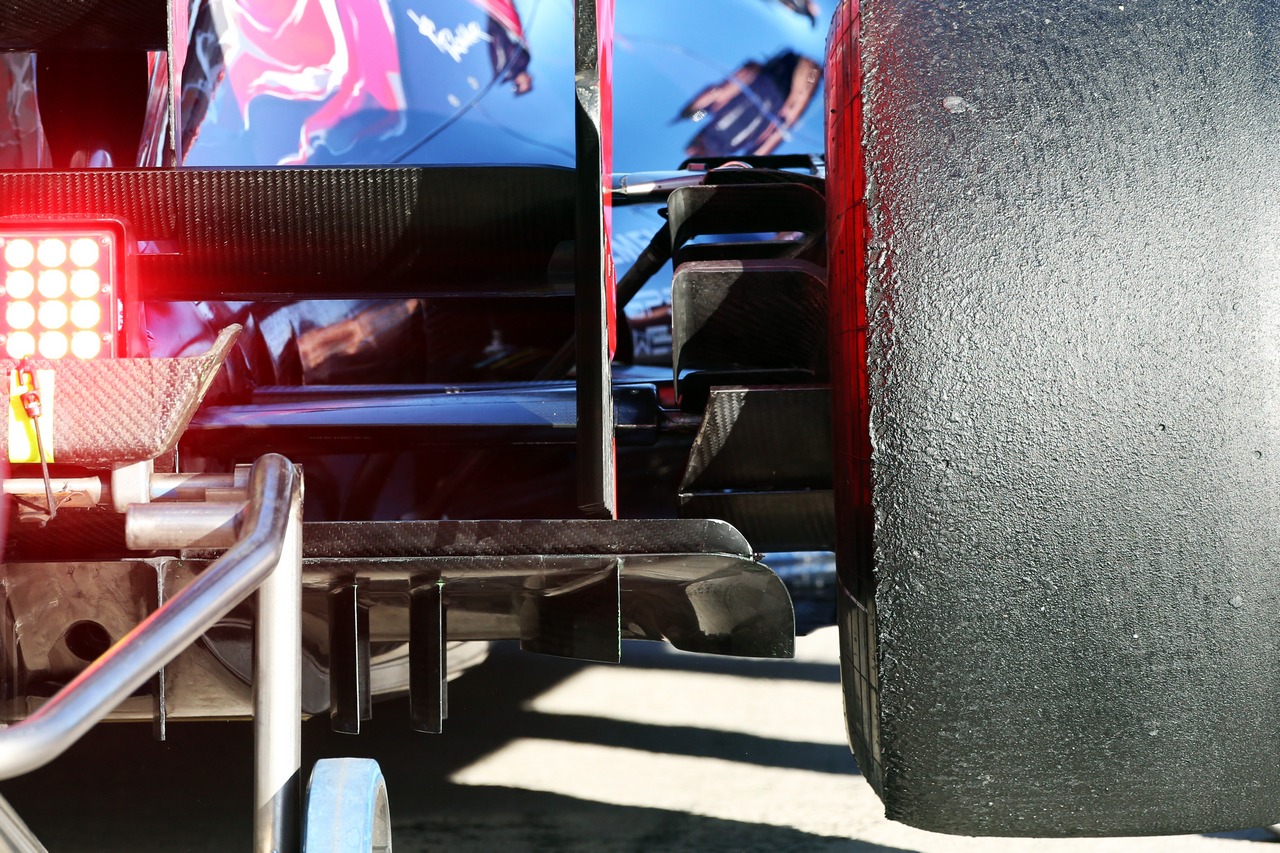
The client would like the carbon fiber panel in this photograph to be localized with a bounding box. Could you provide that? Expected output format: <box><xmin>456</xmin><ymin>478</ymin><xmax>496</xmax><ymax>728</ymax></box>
<box><xmin>3</xmin><ymin>508</ymin><xmax>126</xmax><ymax>561</ymax></box>
<box><xmin>672</xmin><ymin>260</ymin><xmax>827</xmax><ymax>381</ymax></box>
<box><xmin>667</xmin><ymin>183</ymin><xmax>827</xmax><ymax>260</ymax></box>
<box><xmin>2</xmin><ymin>327</ymin><xmax>236</xmax><ymax>466</ymax></box>
<box><xmin>678</xmin><ymin>387</ymin><xmax>833</xmax><ymax>551</ymax></box>
<box><xmin>0</xmin><ymin>168</ymin><xmax>576</xmax><ymax>299</ymax></box>
<box><xmin>678</xmin><ymin>491</ymin><xmax>834</xmax><ymax>553</ymax></box>
<box><xmin>297</xmin><ymin>553</ymin><xmax>793</xmax><ymax>660</ymax></box>
<box><xmin>680</xmin><ymin>386</ymin><xmax>831</xmax><ymax>491</ymax></box>
<box><xmin>0</xmin><ymin>0</ymin><xmax>165</xmax><ymax>51</ymax></box>
<box><xmin>303</xmin><ymin>518</ymin><xmax>753</xmax><ymax>560</ymax></box>
<box><xmin>183</xmin><ymin>384</ymin><xmax>659</xmax><ymax>455</ymax></box>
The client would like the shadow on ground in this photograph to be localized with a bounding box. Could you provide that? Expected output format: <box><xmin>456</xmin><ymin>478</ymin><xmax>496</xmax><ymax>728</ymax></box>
<box><xmin>0</xmin><ymin>639</ymin><xmax>882</xmax><ymax>852</ymax></box>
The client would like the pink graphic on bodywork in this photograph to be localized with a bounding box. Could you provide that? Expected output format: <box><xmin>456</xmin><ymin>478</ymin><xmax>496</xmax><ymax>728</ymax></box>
<box><xmin>218</xmin><ymin>0</ymin><xmax>407</xmax><ymax>164</ymax></box>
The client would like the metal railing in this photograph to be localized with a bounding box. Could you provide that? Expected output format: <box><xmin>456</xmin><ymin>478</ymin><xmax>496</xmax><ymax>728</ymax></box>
<box><xmin>0</xmin><ymin>454</ymin><xmax>302</xmax><ymax>852</ymax></box>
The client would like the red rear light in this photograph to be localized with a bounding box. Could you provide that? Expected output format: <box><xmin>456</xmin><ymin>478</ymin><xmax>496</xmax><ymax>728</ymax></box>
<box><xmin>0</xmin><ymin>223</ymin><xmax>126</xmax><ymax>360</ymax></box>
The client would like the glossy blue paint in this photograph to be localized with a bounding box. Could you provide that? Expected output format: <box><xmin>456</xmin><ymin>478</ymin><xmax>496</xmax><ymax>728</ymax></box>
<box><xmin>179</xmin><ymin>0</ymin><xmax>828</xmax><ymax>171</ymax></box>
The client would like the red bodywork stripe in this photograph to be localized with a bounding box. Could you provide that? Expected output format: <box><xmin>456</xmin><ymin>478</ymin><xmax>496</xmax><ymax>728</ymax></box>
<box><xmin>598</xmin><ymin>0</ymin><xmax>615</xmax><ymax>354</ymax></box>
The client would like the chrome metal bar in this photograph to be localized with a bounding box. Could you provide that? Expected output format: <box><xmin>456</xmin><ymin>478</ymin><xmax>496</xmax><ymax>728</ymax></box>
<box><xmin>151</xmin><ymin>564</ymin><xmax>167</xmax><ymax>742</ymax></box>
<box><xmin>254</xmin><ymin>477</ymin><xmax>302</xmax><ymax>853</ymax></box>
<box><xmin>125</xmin><ymin>501</ymin><xmax>245</xmax><ymax>550</ymax></box>
<box><xmin>0</xmin><ymin>454</ymin><xmax>298</xmax><ymax>781</ymax></box>
<box><xmin>2</xmin><ymin>477</ymin><xmax>101</xmax><ymax>513</ymax></box>
<box><xmin>0</xmin><ymin>793</ymin><xmax>49</xmax><ymax>853</ymax></box>
<box><xmin>610</xmin><ymin>170</ymin><xmax>706</xmax><ymax>203</ymax></box>
<box><xmin>2</xmin><ymin>478</ymin><xmax>102</xmax><ymax>502</ymax></box>
<box><xmin>150</xmin><ymin>469</ymin><xmax>248</xmax><ymax>502</ymax></box>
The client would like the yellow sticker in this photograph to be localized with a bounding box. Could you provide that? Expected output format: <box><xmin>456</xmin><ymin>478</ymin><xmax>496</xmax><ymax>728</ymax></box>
<box><xmin>9</xmin><ymin>369</ymin><xmax>54</xmax><ymax>464</ymax></box>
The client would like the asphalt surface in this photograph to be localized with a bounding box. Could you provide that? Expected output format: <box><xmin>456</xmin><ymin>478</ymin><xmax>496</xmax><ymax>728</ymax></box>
<box><xmin>0</xmin><ymin>628</ymin><xmax>1276</xmax><ymax>852</ymax></box>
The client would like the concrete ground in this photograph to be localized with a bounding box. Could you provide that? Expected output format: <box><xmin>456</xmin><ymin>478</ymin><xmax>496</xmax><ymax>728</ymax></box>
<box><xmin>1</xmin><ymin>628</ymin><xmax>1275</xmax><ymax>851</ymax></box>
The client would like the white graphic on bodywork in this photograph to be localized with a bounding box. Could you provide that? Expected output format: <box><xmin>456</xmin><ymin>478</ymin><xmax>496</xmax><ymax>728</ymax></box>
<box><xmin>406</xmin><ymin>10</ymin><xmax>491</xmax><ymax>62</ymax></box>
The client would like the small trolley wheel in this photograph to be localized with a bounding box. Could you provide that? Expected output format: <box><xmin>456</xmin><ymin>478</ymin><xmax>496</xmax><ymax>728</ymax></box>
<box><xmin>302</xmin><ymin>758</ymin><xmax>392</xmax><ymax>853</ymax></box>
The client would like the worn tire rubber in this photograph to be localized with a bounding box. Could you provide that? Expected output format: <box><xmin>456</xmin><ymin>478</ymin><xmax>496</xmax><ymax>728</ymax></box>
<box><xmin>827</xmin><ymin>0</ymin><xmax>1280</xmax><ymax>837</ymax></box>
<box><xmin>302</xmin><ymin>758</ymin><xmax>393</xmax><ymax>853</ymax></box>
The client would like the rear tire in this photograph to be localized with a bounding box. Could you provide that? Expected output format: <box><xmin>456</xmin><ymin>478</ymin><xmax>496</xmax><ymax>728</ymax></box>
<box><xmin>826</xmin><ymin>0</ymin><xmax>1280</xmax><ymax>836</ymax></box>
<box><xmin>824</xmin><ymin>0</ymin><xmax>881</xmax><ymax>797</ymax></box>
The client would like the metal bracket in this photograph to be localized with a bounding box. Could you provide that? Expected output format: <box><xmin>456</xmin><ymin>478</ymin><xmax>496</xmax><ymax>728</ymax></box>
<box><xmin>151</xmin><ymin>563</ymin><xmax>167</xmax><ymax>742</ymax></box>
<box><xmin>408</xmin><ymin>579</ymin><xmax>447</xmax><ymax>734</ymax></box>
<box><xmin>111</xmin><ymin>458</ymin><xmax>153</xmax><ymax>513</ymax></box>
<box><xmin>328</xmin><ymin>583</ymin><xmax>371</xmax><ymax>735</ymax></box>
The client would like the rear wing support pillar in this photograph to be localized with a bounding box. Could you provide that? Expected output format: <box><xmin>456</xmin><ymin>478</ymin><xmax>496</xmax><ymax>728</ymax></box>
<box><xmin>575</xmin><ymin>0</ymin><xmax>617</xmax><ymax>518</ymax></box>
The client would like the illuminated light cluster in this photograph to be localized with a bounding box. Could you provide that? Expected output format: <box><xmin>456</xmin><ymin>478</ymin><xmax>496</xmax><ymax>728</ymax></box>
<box><xmin>6</xmin><ymin>270</ymin><xmax>33</xmax><ymax>299</ymax></box>
<box><xmin>1</xmin><ymin>230</ymin><xmax>117</xmax><ymax>360</ymax></box>
<box><xmin>38</xmin><ymin>270</ymin><xmax>67</xmax><ymax>298</ymax></box>
<box><xmin>3</xmin><ymin>239</ymin><xmax>33</xmax><ymax>269</ymax></box>
<box><xmin>71</xmin><ymin>330</ymin><xmax>102</xmax><ymax>359</ymax></box>
<box><xmin>71</xmin><ymin>269</ymin><xmax>100</xmax><ymax>298</ymax></box>
<box><xmin>37</xmin><ymin>239</ymin><xmax>66</xmax><ymax>268</ymax></box>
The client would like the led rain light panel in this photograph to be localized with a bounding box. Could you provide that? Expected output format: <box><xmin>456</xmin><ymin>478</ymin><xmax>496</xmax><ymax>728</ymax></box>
<box><xmin>0</xmin><ymin>225</ymin><xmax>122</xmax><ymax>360</ymax></box>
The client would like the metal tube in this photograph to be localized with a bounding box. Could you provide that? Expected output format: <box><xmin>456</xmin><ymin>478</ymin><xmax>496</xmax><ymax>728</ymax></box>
<box><xmin>254</xmin><ymin>477</ymin><xmax>302</xmax><ymax>853</ymax></box>
<box><xmin>2</xmin><ymin>478</ymin><xmax>102</xmax><ymax>508</ymax></box>
<box><xmin>150</xmin><ymin>471</ymin><xmax>245</xmax><ymax>502</ymax></box>
<box><xmin>0</xmin><ymin>794</ymin><xmax>49</xmax><ymax>853</ymax></box>
<box><xmin>610</xmin><ymin>171</ymin><xmax>706</xmax><ymax>203</ymax></box>
<box><xmin>125</xmin><ymin>502</ymin><xmax>245</xmax><ymax>550</ymax></box>
<box><xmin>0</xmin><ymin>454</ymin><xmax>298</xmax><ymax>781</ymax></box>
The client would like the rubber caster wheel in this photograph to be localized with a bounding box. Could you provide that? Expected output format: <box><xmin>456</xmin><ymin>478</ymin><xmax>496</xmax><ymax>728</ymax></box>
<box><xmin>302</xmin><ymin>758</ymin><xmax>392</xmax><ymax>853</ymax></box>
